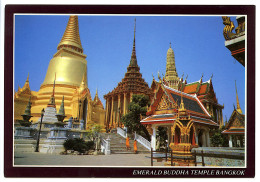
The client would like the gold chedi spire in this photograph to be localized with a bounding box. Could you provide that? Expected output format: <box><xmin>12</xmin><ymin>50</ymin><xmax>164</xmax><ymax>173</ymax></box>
<box><xmin>57</xmin><ymin>15</ymin><xmax>83</xmax><ymax>53</ymax></box>
<box><xmin>235</xmin><ymin>80</ymin><xmax>242</xmax><ymax>114</ymax></box>
<box><xmin>165</xmin><ymin>43</ymin><xmax>179</xmax><ymax>89</ymax></box>
<box><xmin>42</xmin><ymin>15</ymin><xmax>87</xmax><ymax>87</ymax></box>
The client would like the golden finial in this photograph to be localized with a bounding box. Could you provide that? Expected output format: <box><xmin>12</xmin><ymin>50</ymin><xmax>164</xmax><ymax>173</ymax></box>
<box><xmin>200</xmin><ymin>73</ymin><xmax>203</xmax><ymax>83</ymax></box>
<box><xmin>26</xmin><ymin>72</ymin><xmax>29</xmax><ymax>82</ymax></box>
<box><xmin>235</xmin><ymin>80</ymin><xmax>242</xmax><ymax>114</ymax></box>
<box><xmin>152</xmin><ymin>73</ymin><xmax>154</xmax><ymax>80</ymax></box>
<box><xmin>179</xmin><ymin>91</ymin><xmax>186</xmax><ymax>115</ymax></box>
<box><xmin>169</xmin><ymin>42</ymin><xmax>171</xmax><ymax>48</ymax></box>
<box><xmin>185</xmin><ymin>75</ymin><xmax>188</xmax><ymax>80</ymax></box>
<box><xmin>158</xmin><ymin>71</ymin><xmax>161</xmax><ymax>83</ymax></box>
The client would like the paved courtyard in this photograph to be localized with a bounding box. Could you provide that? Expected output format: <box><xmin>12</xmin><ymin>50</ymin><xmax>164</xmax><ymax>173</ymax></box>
<box><xmin>14</xmin><ymin>151</ymin><xmax>165</xmax><ymax>166</ymax></box>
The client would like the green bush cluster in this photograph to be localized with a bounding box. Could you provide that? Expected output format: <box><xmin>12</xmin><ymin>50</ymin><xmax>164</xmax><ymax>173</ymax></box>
<box><xmin>63</xmin><ymin>138</ymin><xmax>94</xmax><ymax>153</ymax></box>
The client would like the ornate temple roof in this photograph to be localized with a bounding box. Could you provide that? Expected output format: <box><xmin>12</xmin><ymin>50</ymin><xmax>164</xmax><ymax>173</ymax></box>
<box><xmin>104</xmin><ymin>19</ymin><xmax>153</xmax><ymax>99</ymax></box>
<box><xmin>141</xmin><ymin>83</ymin><xmax>218</xmax><ymax>126</ymax></box>
<box><xmin>93</xmin><ymin>89</ymin><xmax>104</xmax><ymax>108</ymax></box>
<box><xmin>222</xmin><ymin>109</ymin><xmax>245</xmax><ymax>134</ymax></box>
<box><xmin>222</xmin><ymin>81</ymin><xmax>244</xmax><ymax>134</ymax></box>
<box><xmin>177</xmin><ymin>76</ymin><xmax>222</xmax><ymax>106</ymax></box>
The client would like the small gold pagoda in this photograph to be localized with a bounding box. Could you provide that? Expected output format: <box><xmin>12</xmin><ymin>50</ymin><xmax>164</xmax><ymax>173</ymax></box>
<box><xmin>164</xmin><ymin>43</ymin><xmax>180</xmax><ymax>89</ymax></box>
<box><xmin>14</xmin><ymin>15</ymin><xmax>105</xmax><ymax>130</ymax></box>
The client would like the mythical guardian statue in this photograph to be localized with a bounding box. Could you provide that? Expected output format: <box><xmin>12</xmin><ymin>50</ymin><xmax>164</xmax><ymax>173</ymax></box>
<box><xmin>222</xmin><ymin>16</ymin><xmax>236</xmax><ymax>40</ymax></box>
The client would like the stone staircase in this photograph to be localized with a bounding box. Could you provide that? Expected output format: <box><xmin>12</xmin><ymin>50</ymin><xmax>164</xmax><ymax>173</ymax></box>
<box><xmin>101</xmin><ymin>132</ymin><xmax>150</xmax><ymax>154</ymax></box>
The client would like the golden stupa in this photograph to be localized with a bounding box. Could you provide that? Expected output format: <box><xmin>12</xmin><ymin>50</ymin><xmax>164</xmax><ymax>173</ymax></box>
<box><xmin>14</xmin><ymin>15</ymin><xmax>105</xmax><ymax>130</ymax></box>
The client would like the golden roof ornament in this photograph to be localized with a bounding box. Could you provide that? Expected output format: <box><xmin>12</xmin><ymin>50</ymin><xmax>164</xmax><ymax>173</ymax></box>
<box><xmin>178</xmin><ymin>91</ymin><xmax>188</xmax><ymax>118</ymax></box>
<box><xmin>235</xmin><ymin>80</ymin><xmax>243</xmax><ymax>114</ymax></box>
<box><xmin>158</xmin><ymin>71</ymin><xmax>162</xmax><ymax>83</ymax></box>
<box><xmin>222</xmin><ymin>16</ymin><xmax>236</xmax><ymax>40</ymax></box>
<box><xmin>200</xmin><ymin>73</ymin><xmax>203</xmax><ymax>83</ymax></box>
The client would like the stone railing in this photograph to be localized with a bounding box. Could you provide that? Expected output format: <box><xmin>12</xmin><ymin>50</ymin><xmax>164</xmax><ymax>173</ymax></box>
<box><xmin>117</xmin><ymin>127</ymin><xmax>127</xmax><ymax>138</ymax></box>
<box><xmin>192</xmin><ymin>147</ymin><xmax>245</xmax><ymax>167</ymax></box>
<box><xmin>135</xmin><ymin>132</ymin><xmax>151</xmax><ymax>150</ymax></box>
<box><xmin>100</xmin><ymin>135</ymin><xmax>111</xmax><ymax>155</ymax></box>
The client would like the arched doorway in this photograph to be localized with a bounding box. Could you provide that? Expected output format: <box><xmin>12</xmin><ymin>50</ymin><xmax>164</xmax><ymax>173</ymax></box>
<box><xmin>198</xmin><ymin>129</ymin><xmax>205</xmax><ymax>147</ymax></box>
<box><xmin>82</xmin><ymin>98</ymin><xmax>88</xmax><ymax>126</ymax></box>
<box><xmin>189</xmin><ymin>126</ymin><xmax>196</xmax><ymax>145</ymax></box>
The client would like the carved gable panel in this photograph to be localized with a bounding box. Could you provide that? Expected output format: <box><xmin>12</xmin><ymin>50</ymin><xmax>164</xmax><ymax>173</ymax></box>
<box><xmin>156</xmin><ymin>94</ymin><xmax>172</xmax><ymax>111</ymax></box>
<box><xmin>231</xmin><ymin>117</ymin><xmax>244</xmax><ymax>128</ymax></box>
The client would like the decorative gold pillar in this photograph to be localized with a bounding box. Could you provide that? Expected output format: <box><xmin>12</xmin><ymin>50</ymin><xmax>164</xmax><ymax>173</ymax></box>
<box><xmin>117</xmin><ymin>95</ymin><xmax>121</xmax><ymax>125</ymax></box>
<box><xmin>130</xmin><ymin>92</ymin><xmax>133</xmax><ymax>102</ymax></box>
<box><xmin>105</xmin><ymin>98</ymin><xmax>109</xmax><ymax>129</ymax></box>
<box><xmin>110</xmin><ymin>96</ymin><xmax>114</xmax><ymax>127</ymax></box>
<box><xmin>124</xmin><ymin>93</ymin><xmax>127</xmax><ymax>115</ymax></box>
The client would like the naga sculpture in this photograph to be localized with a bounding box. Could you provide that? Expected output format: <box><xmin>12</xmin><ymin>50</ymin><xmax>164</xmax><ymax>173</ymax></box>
<box><xmin>222</xmin><ymin>16</ymin><xmax>236</xmax><ymax>40</ymax></box>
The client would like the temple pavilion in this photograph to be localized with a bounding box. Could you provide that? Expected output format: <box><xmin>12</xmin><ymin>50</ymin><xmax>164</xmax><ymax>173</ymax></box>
<box><xmin>14</xmin><ymin>15</ymin><xmax>105</xmax><ymax>130</ymax></box>
<box><xmin>141</xmin><ymin>81</ymin><xmax>219</xmax><ymax>153</ymax></box>
<box><xmin>222</xmin><ymin>81</ymin><xmax>245</xmax><ymax>147</ymax></box>
<box><xmin>151</xmin><ymin>44</ymin><xmax>224</xmax><ymax>128</ymax></box>
<box><xmin>104</xmin><ymin>19</ymin><xmax>153</xmax><ymax>130</ymax></box>
<box><xmin>143</xmin><ymin>43</ymin><xmax>224</xmax><ymax>152</ymax></box>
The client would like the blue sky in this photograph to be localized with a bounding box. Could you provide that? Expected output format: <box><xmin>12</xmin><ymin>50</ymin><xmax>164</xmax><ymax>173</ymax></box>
<box><xmin>14</xmin><ymin>15</ymin><xmax>245</xmax><ymax>122</ymax></box>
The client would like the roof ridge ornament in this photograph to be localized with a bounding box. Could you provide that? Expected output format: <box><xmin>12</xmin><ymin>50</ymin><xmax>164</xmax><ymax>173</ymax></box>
<box><xmin>235</xmin><ymin>80</ymin><xmax>243</xmax><ymax>114</ymax></box>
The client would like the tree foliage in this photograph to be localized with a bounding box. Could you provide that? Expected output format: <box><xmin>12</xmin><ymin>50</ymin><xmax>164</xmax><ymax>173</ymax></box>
<box><xmin>121</xmin><ymin>94</ymin><xmax>151</xmax><ymax>141</ymax></box>
<box><xmin>210</xmin><ymin>126</ymin><xmax>229</xmax><ymax>147</ymax></box>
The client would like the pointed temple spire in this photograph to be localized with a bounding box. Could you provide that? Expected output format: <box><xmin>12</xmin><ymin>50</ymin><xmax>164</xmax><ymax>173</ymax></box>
<box><xmin>57</xmin><ymin>96</ymin><xmax>65</xmax><ymax>116</ymax></box>
<box><xmin>130</xmin><ymin>18</ymin><xmax>138</xmax><ymax>67</ymax></box>
<box><xmin>26</xmin><ymin>72</ymin><xmax>29</xmax><ymax>82</ymax></box>
<box><xmin>95</xmin><ymin>88</ymin><xmax>98</xmax><ymax>97</ymax></box>
<box><xmin>22</xmin><ymin>72</ymin><xmax>30</xmax><ymax>89</ymax></box>
<box><xmin>57</xmin><ymin>15</ymin><xmax>83</xmax><ymax>53</ymax></box>
<box><xmin>56</xmin><ymin>96</ymin><xmax>66</xmax><ymax>122</ymax></box>
<box><xmin>48</xmin><ymin>74</ymin><xmax>56</xmax><ymax>107</ymax></box>
<box><xmin>235</xmin><ymin>80</ymin><xmax>243</xmax><ymax>114</ymax></box>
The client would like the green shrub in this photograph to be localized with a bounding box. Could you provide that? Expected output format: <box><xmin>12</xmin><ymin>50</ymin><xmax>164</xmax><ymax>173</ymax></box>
<box><xmin>63</xmin><ymin>138</ymin><xmax>94</xmax><ymax>153</ymax></box>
